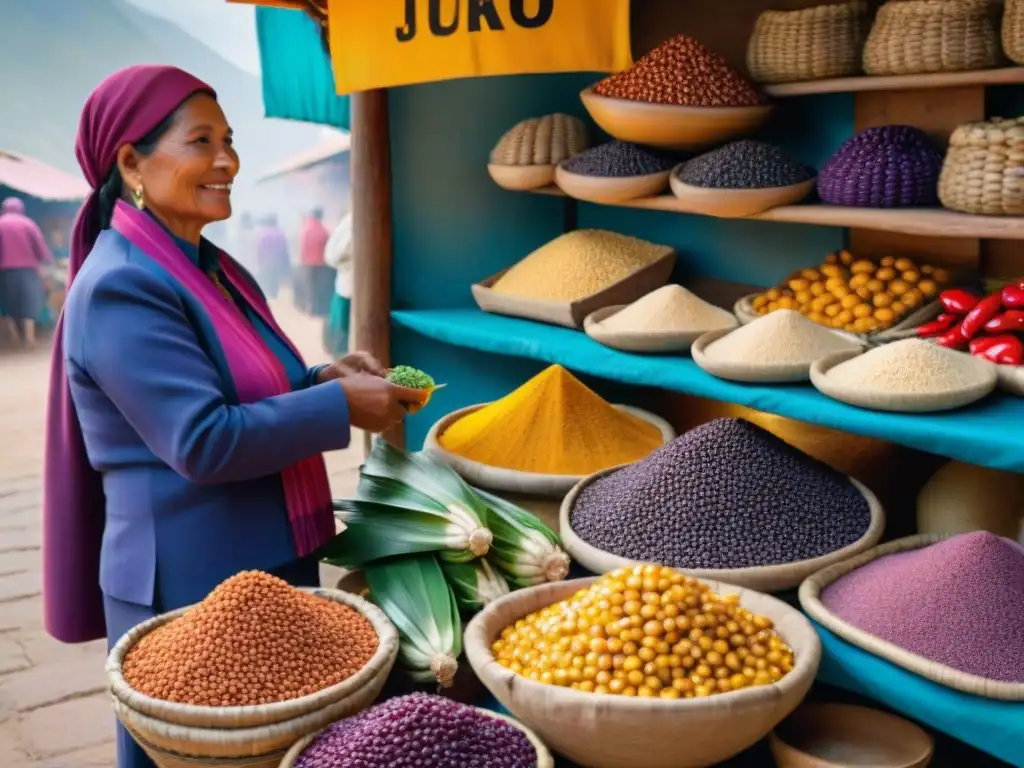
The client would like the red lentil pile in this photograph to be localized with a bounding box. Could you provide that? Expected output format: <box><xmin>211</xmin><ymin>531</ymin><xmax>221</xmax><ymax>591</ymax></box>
<box><xmin>122</xmin><ymin>571</ymin><xmax>378</xmax><ymax>707</ymax></box>
<box><xmin>595</xmin><ymin>34</ymin><xmax>762</xmax><ymax>107</ymax></box>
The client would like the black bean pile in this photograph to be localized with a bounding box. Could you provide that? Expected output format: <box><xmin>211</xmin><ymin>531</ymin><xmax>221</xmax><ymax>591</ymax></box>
<box><xmin>570</xmin><ymin>418</ymin><xmax>871</xmax><ymax>570</ymax></box>
<box><xmin>675</xmin><ymin>140</ymin><xmax>815</xmax><ymax>189</ymax></box>
<box><xmin>562</xmin><ymin>141</ymin><xmax>678</xmax><ymax>178</ymax></box>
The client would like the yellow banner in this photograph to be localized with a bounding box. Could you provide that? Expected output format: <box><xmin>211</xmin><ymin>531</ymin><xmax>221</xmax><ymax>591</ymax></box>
<box><xmin>327</xmin><ymin>0</ymin><xmax>632</xmax><ymax>95</ymax></box>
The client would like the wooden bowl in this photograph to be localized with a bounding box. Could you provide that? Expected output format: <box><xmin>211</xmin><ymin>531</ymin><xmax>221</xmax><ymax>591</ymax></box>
<box><xmin>580</xmin><ymin>88</ymin><xmax>772</xmax><ymax>150</ymax></box>
<box><xmin>554</xmin><ymin>164</ymin><xmax>670</xmax><ymax>203</ymax></box>
<box><xmin>584</xmin><ymin>303</ymin><xmax>738</xmax><ymax>354</ymax></box>
<box><xmin>424</xmin><ymin>403</ymin><xmax>675</xmax><ymax>498</ymax></box>
<box><xmin>692</xmin><ymin>326</ymin><xmax>863</xmax><ymax>384</ymax></box>
<box><xmin>560</xmin><ymin>467</ymin><xmax>885</xmax><ymax>593</ymax></box>
<box><xmin>487</xmin><ymin>163</ymin><xmax>556</xmax><ymax>191</ymax></box>
<box><xmin>465</xmin><ymin>578</ymin><xmax>821</xmax><ymax>768</ymax></box>
<box><xmin>810</xmin><ymin>348</ymin><xmax>999</xmax><ymax>413</ymax></box>
<box><xmin>770</xmin><ymin>702</ymin><xmax>934</xmax><ymax>768</ymax></box>
<box><xmin>279</xmin><ymin>706</ymin><xmax>555</xmax><ymax>768</ymax></box>
<box><xmin>669</xmin><ymin>173</ymin><xmax>816</xmax><ymax>217</ymax></box>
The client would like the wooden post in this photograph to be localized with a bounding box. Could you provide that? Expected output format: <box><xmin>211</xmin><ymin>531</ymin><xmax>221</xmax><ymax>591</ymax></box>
<box><xmin>350</xmin><ymin>88</ymin><xmax>404</xmax><ymax>450</ymax></box>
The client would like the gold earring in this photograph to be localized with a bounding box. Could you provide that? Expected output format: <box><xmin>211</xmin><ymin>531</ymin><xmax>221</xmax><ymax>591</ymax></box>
<box><xmin>132</xmin><ymin>186</ymin><xmax>145</xmax><ymax>210</ymax></box>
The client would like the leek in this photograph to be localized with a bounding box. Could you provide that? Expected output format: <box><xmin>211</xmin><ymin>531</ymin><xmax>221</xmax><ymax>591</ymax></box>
<box><xmin>475</xmin><ymin>487</ymin><xmax>571</xmax><ymax>587</ymax></box>
<box><xmin>364</xmin><ymin>555</ymin><xmax>462</xmax><ymax>687</ymax></box>
<box><xmin>440</xmin><ymin>558</ymin><xmax>510</xmax><ymax>613</ymax></box>
<box><xmin>322</xmin><ymin>440</ymin><xmax>492</xmax><ymax>566</ymax></box>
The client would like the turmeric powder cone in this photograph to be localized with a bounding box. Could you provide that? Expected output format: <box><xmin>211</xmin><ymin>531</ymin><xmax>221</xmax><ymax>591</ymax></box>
<box><xmin>438</xmin><ymin>365</ymin><xmax>663</xmax><ymax>476</ymax></box>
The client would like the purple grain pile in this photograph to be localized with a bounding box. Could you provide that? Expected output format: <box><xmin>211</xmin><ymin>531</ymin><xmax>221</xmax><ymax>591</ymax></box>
<box><xmin>296</xmin><ymin>693</ymin><xmax>537</xmax><ymax>768</ymax></box>
<box><xmin>818</xmin><ymin>125</ymin><xmax>944</xmax><ymax>208</ymax></box>
<box><xmin>570</xmin><ymin>418</ymin><xmax>871</xmax><ymax>570</ymax></box>
<box><xmin>822</xmin><ymin>531</ymin><xmax>1024</xmax><ymax>682</ymax></box>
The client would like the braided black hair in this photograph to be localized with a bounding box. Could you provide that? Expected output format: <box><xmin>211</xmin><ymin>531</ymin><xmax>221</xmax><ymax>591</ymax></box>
<box><xmin>96</xmin><ymin>112</ymin><xmax>177</xmax><ymax>230</ymax></box>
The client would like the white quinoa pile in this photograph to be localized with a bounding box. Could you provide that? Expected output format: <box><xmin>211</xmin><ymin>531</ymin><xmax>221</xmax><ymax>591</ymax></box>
<box><xmin>825</xmin><ymin>338</ymin><xmax>992</xmax><ymax>394</ymax></box>
<box><xmin>600</xmin><ymin>284</ymin><xmax>736</xmax><ymax>334</ymax></box>
<box><xmin>706</xmin><ymin>309</ymin><xmax>862</xmax><ymax>365</ymax></box>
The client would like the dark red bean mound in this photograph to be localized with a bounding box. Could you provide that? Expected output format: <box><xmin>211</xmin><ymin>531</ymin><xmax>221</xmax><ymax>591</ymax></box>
<box><xmin>822</xmin><ymin>531</ymin><xmax>1024</xmax><ymax>682</ymax></box>
<box><xmin>570</xmin><ymin>418</ymin><xmax>871</xmax><ymax>570</ymax></box>
<box><xmin>562</xmin><ymin>142</ymin><xmax>678</xmax><ymax>178</ymax></box>
<box><xmin>295</xmin><ymin>693</ymin><xmax>537</xmax><ymax>768</ymax></box>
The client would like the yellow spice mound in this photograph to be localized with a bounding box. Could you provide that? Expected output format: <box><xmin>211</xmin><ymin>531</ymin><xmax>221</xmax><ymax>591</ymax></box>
<box><xmin>438</xmin><ymin>364</ymin><xmax>663</xmax><ymax>475</ymax></box>
<box><xmin>491</xmin><ymin>230</ymin><xmax>671</xmax><ymax>302</ymax></box>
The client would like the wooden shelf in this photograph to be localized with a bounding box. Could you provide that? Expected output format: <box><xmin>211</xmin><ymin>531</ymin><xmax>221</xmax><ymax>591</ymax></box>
<box><xmin>762</xmin><ymin>67</ymin><xmax>1024</xmax><ymax>97</ymax></box>
<box><xmin>529</xmin><ymin>187</ymin><xmax>1024</xmax><ymax>240</ymax></box>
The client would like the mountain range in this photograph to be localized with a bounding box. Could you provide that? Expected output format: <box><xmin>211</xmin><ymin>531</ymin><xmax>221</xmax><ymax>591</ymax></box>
<box><xmin>0</xmin><ymin>0</ymin><xmax>324</xmax><ymax>199</ymax></box>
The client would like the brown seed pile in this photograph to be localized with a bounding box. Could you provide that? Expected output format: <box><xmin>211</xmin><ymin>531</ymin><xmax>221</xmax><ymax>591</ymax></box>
<box><xmin>122</xmin><ymin>571</ymin><xmax>378</xmax><ymax>707</ymax></box>
<box><xmin>594</xmin><ymin>35</ymin><xmax>762</xmax><ymax>107</ymax></box>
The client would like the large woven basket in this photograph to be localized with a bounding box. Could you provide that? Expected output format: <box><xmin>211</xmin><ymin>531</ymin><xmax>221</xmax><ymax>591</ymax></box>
<box><xmin>1004</xmin><ymin>0</ymin><xmax>1024</xmax><ymax>62</ymax></box>
<box><xmin>800</xmin><ymin>533</ymin><xmax>1024</xmax><ymax>701</ymax></box>
<box><xmin>747</xmin><ymin>1</ymin><xmax>869</xmax><ymax>84</ymax></box>
<box><xmin>863</xmin><ymin>0</ymin><xmax>1005</xmax><ymax>75</ymax></box>
<box><xmin>560</xmin><ymin>467</ymin><xmax>885</xmax><ymax>593</ymax></box>
<box><xmin>277</xmin><ymin>706</ymin><xmax>555</xmax><ymax>768</ymax></box>
<box><xmin>939</xmin><ymin>117</ymin><xmax>1024</xmax><ymax>215</ymax></box>
<box><xmin>106</xmin><ymin>588</ymin><xmax>399</xmax><ymax>766</ymax></box>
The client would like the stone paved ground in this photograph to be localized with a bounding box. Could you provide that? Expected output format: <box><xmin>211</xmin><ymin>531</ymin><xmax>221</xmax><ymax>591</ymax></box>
<box><xmin>0</xmin><ymin>292</ymin><xmax>362</xmax><ymax>767</ymax></box>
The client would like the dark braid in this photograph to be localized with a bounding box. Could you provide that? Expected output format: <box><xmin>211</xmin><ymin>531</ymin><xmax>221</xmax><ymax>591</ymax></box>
<box><xmin>94</xmin><ymin>111</ymin><xmax>179</xmax><ymax>230</ymax></box>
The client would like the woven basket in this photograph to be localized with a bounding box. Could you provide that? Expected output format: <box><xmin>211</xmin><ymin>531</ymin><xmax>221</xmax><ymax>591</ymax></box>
<box><xmin>465</xmin><ymin>578</ymin><xmax>821</xmax><ymax>768</ymax></box>
<box><xmin>107</xmin><ymin>588</ymin><xmax>398</xmax><ymax>729</ymax></box>
<box><xmin>560</xmin><ymin>467</ymin><xmax>885</xmax><ymax>593</ymax></box>
<box><xmin>939</xmin><ymin>117</ymin><xmax>1024</xmax><ymax>215</ymax></box>
<box><xmin>747</xmin><ymin>2</ymin><xmax>869</xmax><ymax>84</ymax></box>
<box><xmin>863</xmin><ymin>0</ymin><xmax>1005</xmax><ymax>75</ymax></box>
<box><xmin>277</xmin><ymin>707</ymin><xmax>555</xmax><ymax>768</ymax></box>
<box><xmin>800</xmin><ymin>533</ymin><xmax>1024</xmax><ymax>701</ymax></box>
<box><xmin>1004</xmin><ymin>0</ymin><xmax>1024</xmax><ymax>62</ymax></box>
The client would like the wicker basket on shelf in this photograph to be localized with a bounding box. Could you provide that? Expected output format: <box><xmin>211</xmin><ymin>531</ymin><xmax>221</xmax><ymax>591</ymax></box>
<box><xmin>1004</xmin><ymin>0</ymin><xmax>1024</xmax><ymax>63</ymax></box>
<box><xmin>863</xmin><ymin>0</ymin><xmax>1005</xmax><ymax>75</ymax></box>
<box><xmin>939</xmin><ymin>117</ymin><xmax>1024</xmax><ymax>215</ymax></box>
<box><xmin>747</xmin><ymin>1</ymin><xmax>869</xmax><ymax>83</ymax></box>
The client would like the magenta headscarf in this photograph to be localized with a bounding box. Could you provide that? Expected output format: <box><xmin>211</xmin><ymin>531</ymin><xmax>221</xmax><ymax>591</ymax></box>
<box><xmin>42</xmin><ymin>66</ymin><xmax>214</xmax><ymax>643</ymax></box>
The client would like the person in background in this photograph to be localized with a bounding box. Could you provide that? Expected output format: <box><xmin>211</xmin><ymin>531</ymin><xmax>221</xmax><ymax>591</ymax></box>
<box><xmin>43</xmin><ymin>65</ymin><xmax>426</xmax><ymax>768</ymax></box>
<box><xmin>254</xmin><ymin>213</ymin><xmax>290</xmax><ymax>299</ymax></box>
<box><xmin>0</xmin><ymin>196</ymin><xmax>54</xmax><ymax>348</ymax></box>
<box><xmin>322</xmin><ymin>210</ymin><xmax>353</xmax><ymax>357</ymax></box>
<box><xmin>297</xmin><ymin>206</ymin><xmax>333</xmax><ymax>317</ymax></box>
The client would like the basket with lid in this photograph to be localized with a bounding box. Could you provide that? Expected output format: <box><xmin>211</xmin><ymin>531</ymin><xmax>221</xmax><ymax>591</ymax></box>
<box><xmin>747</xmin><ymin>1</ymin><xmax>868</xmax><ymax>84</ymax></box>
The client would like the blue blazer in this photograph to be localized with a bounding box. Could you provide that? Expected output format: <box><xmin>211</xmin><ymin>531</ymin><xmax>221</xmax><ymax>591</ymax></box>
<box><xmin>63</xmin><ymin>229</ymin><xmax>351</xmax><ymax>611</ymax></box>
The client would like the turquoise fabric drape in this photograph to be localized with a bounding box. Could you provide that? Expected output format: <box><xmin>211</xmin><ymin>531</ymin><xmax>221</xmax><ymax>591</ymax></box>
<box><xmin>255</xmin><ymin>7</ymin><xmax>350</xmax><ymax>130</ymax></box>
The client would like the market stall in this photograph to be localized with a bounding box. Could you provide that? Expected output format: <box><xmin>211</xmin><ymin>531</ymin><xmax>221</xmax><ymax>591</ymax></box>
<box><xmin>137</xmin><ymin>1</ymin><xmax>1024</xmax><ymax>765</ymax></box>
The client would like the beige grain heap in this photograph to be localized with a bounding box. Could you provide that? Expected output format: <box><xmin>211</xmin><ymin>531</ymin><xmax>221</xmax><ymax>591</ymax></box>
<box><xmin>600</xmin><ymin>284</ymin><xmax>736</xmax><ymax>334</ymax></box>
<box><xmin>706</xmin><ymin>309</ymin><xmax>862</xmax><ymax>365</ymax></box>
<box><xmin>489</xmin><ymin>114</ymin><xmax>588</xmax><ymax>167</ymax></box>
<box><xmin>824</xmin><ymin>339</ymin><xmax>991</xmax><ymax>394</ymax></box>
<box><xmin>492</xmin><ymin>230</ymin><xmax>671</xmax><ymax>302</ymax></box>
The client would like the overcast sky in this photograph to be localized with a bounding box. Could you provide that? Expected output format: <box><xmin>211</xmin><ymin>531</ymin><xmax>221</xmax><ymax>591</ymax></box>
<box><xmin>125</xmin><ymin>0</ymin><xmax>262</xmax><ymax>74</ymax></box>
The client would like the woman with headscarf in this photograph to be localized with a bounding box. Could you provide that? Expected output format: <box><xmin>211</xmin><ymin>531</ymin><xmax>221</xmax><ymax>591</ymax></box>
<box><xmin>43</xmin><ymin>65</ymin><xmax>426</xmax><ymax>768</ymax></box>
<box><xmin>0</xmin><ymin>196</ymin><xmax>54</xmax><ymax>348</ymax></box>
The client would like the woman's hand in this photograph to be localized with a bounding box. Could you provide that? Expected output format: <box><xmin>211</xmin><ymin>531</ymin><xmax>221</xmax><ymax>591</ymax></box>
<box><xmin>318</xmin><ymin>351</ymin><xmax>388</xmax><ymax>383</ymax></box>
<box><xmin>338</xmin><ymin>373</ymin><xmax>428</xmax><ymax>433</ymax></box>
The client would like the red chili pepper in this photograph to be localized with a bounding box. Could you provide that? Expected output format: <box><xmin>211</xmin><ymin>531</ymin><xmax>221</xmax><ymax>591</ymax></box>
<box><xmin>939</xmin><ymin>288</ymin><xmax>981</xmax><ymax>315</ymax></box>
<box><xmin>970</xmin><ymin>334</ymin><xmax>1024</xmax><ymax>366</ymax></box>
<box><xmin>984</xmin><ymin>309</ymin><xmax>1024</xmax><ymax>333</ymax></box>
<box><xmin>1001</xmin><ymin>282</ymin><xmax>1024</xmax><ymax>309</ymax></box>
<box><xmin>934</xmin><ymin>327</ymin><xmax>968</xmax><ymax>349</ymax></box>
<box><xmin>915</xmin><ymin>313</ymin><xmax>958</xmax><ymax>338</ymax></box>
<box><xmin>959</xmin><ymin>293</ymin><xmax>1004</xmax><ymax>339</ymax></box>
